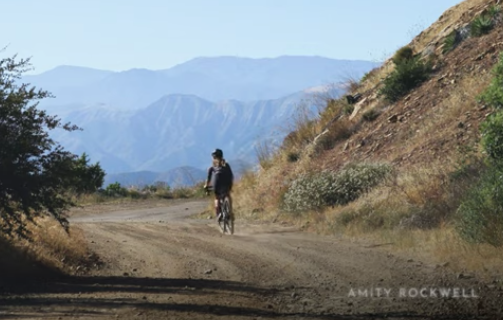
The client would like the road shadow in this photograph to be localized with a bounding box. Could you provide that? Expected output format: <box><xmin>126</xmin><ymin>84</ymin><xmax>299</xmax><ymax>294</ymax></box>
<box><xmin>0</xmin><ymin>275</ymin><xmax>499</xmax><ymax>320</ymax></box>
<box><xmin>0</xmin><ymin>274</ymin><xmax>276</xmax><ymax>296</ymax></box>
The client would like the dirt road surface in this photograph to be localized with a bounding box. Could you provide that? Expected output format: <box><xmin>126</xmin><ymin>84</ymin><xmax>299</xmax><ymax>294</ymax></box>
<box><xmin>1</xmin><ymin>200</ymin><xmax>502</xmax><ymax>319</ymax></box>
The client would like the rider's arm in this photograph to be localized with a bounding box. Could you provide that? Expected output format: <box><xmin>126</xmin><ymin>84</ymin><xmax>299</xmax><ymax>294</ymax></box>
<box><xmin>226</xmin><ymin>163</ymin><xmax>234</xmax><ymax>190</ymax></box>
<box><xmin>204</xmin><ymin>166</ymin><xmax>214</xmax><ymax>188</ymax></box>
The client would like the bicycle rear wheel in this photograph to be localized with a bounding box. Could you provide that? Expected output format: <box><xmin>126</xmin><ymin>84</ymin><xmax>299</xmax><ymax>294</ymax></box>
<box><xmin>219</xmin><ymin>196</ymin><xmax>233</xmax><ymax>235</ymax></box>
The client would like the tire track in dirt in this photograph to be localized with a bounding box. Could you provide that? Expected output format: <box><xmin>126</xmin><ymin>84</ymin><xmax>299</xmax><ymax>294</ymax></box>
<box><xmin>1</xmin><ymin>200</ymin><xmax>502</xmax><ymax>319</ymax></box>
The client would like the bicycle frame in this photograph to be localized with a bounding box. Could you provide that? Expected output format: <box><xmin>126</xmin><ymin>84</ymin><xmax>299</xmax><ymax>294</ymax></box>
<box><xmin>205</xmin><ymin>187</ymin><xmax>233</xmax><ymax>235</ymax></box>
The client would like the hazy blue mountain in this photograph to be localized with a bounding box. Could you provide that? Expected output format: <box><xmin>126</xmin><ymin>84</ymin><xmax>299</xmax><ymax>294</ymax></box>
<box><xmin>103</xmin><ymin>160</ymin><xmax>253</xmax><ymax>188</ymax></box>
<box><xmin>27</xmin><ymin>56</ymin><xmax>379</xmax><ymax>111</ymax></box>
<box><xmin>24</xmin><ymin>65</ymin><xmax>113</xmax><ymax>88</ymax></box>
<box><xmin>104</xmin><ymin>166</ymin><xmax>207</xmax><ymax>188</ymax></box>
<box><xmin>33</xmin><ymin>55</ymin><xmax>379</xmax><ymax>186</ymax></box>
<box><xmin>161</xmin><ymin>56</ymin><xmax>377</xmax><ymax>101</ymax></box>
<box><xmin>51</xmin><ymin>90</ymin><xmax>324</xmax><ymax>176</ymax></box>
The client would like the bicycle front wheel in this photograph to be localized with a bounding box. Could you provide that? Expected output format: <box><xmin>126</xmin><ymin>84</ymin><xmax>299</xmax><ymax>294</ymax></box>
<box><xmin>221</xmin><ymin>197</ymin><xmax>233</xmax><ymax>235</ymax></box>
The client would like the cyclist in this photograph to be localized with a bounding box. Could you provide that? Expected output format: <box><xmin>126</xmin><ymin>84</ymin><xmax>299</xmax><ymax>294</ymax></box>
<box><xmin>203</xmin><ymin>148</ymin><xmax>234</xmax><ymax>220</ymax></box>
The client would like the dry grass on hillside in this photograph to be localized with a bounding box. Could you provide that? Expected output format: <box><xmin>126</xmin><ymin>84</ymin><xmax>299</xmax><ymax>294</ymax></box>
<box><xmin>0</xmin><ymin>217</ymin><xmax>95</xmax><ymax>280</ymax></box>
<box><xmin>376</xmin><ymin>228</ymin><xmax>503</xmax><ymax>277</ymax></box>
<box><xmin>412</xmin><ymin>0</ymin><xmax>490</xmax><ymax>50</ymax></box>
<box><xmin>357</xmin><ymin>0</ymin><xmax>493</xmax><ymax>96</ymax></box>
<box><xmin>232</xmin><ymin>0</ymin><xmax>503</xmax><ymax>273</ymax></box>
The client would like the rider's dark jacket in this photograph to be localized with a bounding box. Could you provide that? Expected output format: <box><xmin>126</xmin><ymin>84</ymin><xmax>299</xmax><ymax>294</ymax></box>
<box><xmin>207</xmin><ymin>161</ymin><xmax>234</xmax><ymax>196</ymax></box>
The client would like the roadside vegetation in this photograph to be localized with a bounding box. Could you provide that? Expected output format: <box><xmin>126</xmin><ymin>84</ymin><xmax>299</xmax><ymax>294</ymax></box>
<box><xmin>3</xmin><ymin>0</ymin><xmax>503</xmax><ymax>278</ymax></box>
<box><xmin>0</xmin><ymin>53</ymin><xmax>108</xmax><ymax>277</ymax></box>
<box><xmin>75</xmin><ymin>181</ymin><xmax>206</xmax><ymax>205</ymax></box>
<box><xmin>456</xmin><ymin>52</ymin><xmax>503</xmax><ymax>247</ymax></box>
<box><xmin>233</xmin><ymin>1</ymin><xmax>503</xmax><ymax>274</ymax></box>
<box><xmin>0</xmin><ymin>52</ymin><xmax>206</xmax><ymax>279</ymax></box>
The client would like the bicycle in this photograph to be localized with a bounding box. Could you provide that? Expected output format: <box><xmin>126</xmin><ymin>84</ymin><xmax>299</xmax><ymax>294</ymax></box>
<box><xmin>205</xmin><ymin>187</ymin><xmax>234</xmax><ymax>235</ymax></box>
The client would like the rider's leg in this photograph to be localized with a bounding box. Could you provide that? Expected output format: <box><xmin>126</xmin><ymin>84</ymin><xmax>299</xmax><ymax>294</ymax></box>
<box><xmin>214</xmin><ymin>195</ymin><xmax>220</xmax><ymax>218</ymax></box>
<box><xmin>228</xmin><ymin>193</ymin><xmax>234</xmax><ymax>220</ymax></box>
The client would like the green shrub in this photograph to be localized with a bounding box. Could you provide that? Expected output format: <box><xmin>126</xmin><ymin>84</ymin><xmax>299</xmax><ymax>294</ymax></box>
<box><xmin>456</xmin><ymin>165</ymin><xmax>503</xmax><ymax>246</ymax></box>
<box><xmin>379</xmin><ymin>57</ymin><xmax>432</xmax><ymax>102</ymax></box>
<box><xmin>481</xmin><ymin>110</ymin><xmax>503</xmax><ymax>163</ymax></box>
<box><xmin>442</xmin><ymin>30</ymin><xmax>459</xmax><ymax>54</ymax></box>
<box><xmin>487</xmin><ymin>4</ymin><xmax>501</xmax><ymax>17</ymax></box>
<box><xmin>456</xmin><ymin>51</ymin><xmax>503</xmax><ymax>246</ymax></box>
<box><xmin>282</xmin><ymin>163</ymin><xmax>393</xmax><ymax>213</ymax></box>
<box><xmin>470</xmin><ymin>15</ymin><xmax>494</xmax><ymax>37</ymax></box>
<box><xmin>362</xmin><ymin>109</ymin><xmax>380</xmax><ymax>122</ymax></box>
<box><xmin>104</xmin><ymin>182</ymin><xmax>128</xmax><ymax>197</ymax></box>
<box><xmin>479</xmin><ymin>52</ymin><xmax>503</xmax><ymax>109</ymax></box>
<box><xmin>392</xmin><ymin>46</ymin><xmax>414</xmax><ymax>65</ymax></box>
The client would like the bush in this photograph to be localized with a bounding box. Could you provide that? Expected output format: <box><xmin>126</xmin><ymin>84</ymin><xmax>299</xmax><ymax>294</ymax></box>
<box><xmin>392</xmin><ymin>46</ymin><xmax>414</xmax><ymax>65</ymax></box>
<box><xmin>362</xmin><ymin>109</ymin><xmax>380</xmax><ymax>122</ymax></box>
<box><xmin>0</xmin><ymin>53</ymin><xmax>89</xmax><ymax>235</ymax></box>
<box><xmin>70</xmin><ymin>153</ymin><xmax>105</xmax><ymax>195</ymax></box>
<box><xmin>128</xmin><ymin>190</ymin><xmax>146</xmax><ymax>200</ymax></box>
<box><xmin>171</xmin><ymin>187</ymin><xmax>193</xmax><ymax>199</ymax></box>
<box><xmin>456</xmin><ymin>51</ymin><xmax>503</xmax><ymax>246</ymax></box>
<box><xmin>479</xmin><ymin>52</ymin><xmax>503</xmax><ymax>109</ymax></box>
<box><xmin>379</xmin><ymin>57</ymin><xmax>432</xmax><ymax>102</ymax></box>
<box><xmin>487</xmin><ymin>4</ymin><xmax>501</xmax><ymax>18</ymax></box>
<box><xmin>442</xmin><ymin>30</ymin><xmax>459</xmax><ymax>54</ymax></box>
<box><xmin>104</xmin><ymin>182</ymin><xmax>128</xmax><ymax>197</ymax></box>
<box><xmin>470</xmin><ymin>15</ymin><xmax>494</xmax><ymax>37</ymax></box>
<box><xmin>314</xmin><ymin>121</ymin><xmax>352</xmax><ymax>153</ymax></box>
<box><xmin>456</xmin><ymin>165</ymin><xmax>503</xmax><ymax>246</ymax></box>
<box><xmin>282</xmin><ymin>163</ymin><xmax>393</xmax><ymax>213</ymax></box>
<box><xmin>481</xmin><ymin>110</ymin><xmax>503</xmax><ymax>162</ymax></box>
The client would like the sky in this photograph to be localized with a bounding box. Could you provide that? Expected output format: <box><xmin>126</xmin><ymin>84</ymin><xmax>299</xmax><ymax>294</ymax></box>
<box><xmin>1</xmin><ymin>0</ymin><xmax>462</xmax><ymax>74</ymax></box>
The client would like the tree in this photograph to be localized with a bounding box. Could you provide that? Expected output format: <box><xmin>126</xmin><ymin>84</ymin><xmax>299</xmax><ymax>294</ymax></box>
<box><xmin>0</xmin><ymin>52</ymin><xmax>81</xmax><ymax>235</ymax></box>
<box><xmin>71</xmin><ymin>153</ymin><xmax>105</xmax><ymax>195</ymax></box>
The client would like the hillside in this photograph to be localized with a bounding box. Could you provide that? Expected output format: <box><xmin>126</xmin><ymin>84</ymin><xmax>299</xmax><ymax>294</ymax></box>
<box><xmin>318</xmin><ymin>0</ymin><xmax>501</xmax><ymax>170</ymax></box>
<box><xmin>234</xmin><ymin>0</ymin><xmax>503</xmax><ymax>251</ymax></box>
<box><xmin>4</xmin><ymin>1</ymin><xmax>503</xmax><ymax>317</ymax></box>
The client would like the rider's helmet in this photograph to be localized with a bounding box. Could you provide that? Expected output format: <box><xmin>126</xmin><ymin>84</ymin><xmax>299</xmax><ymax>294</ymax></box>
<box><xmin>211</xmin><ymin>148</ymin><xmax>223</xmax><ymax>159</ymax></box>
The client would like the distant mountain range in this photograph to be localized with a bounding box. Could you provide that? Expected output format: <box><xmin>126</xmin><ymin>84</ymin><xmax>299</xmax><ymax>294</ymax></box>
<box><xmin>103</xmin><ymin>167</ymin><xmax>207</xmax><ymax>189</ymax></box>
<box><xmin>103</xmin><ymin>159</ymin><xmax>253</xmax><ymax>188</ymax></box>
<box><xmin>25</xmin><ymin>56</ymin><xmax>379</xmax><ymax>111</ymax></box>
<box><xmin>24</xmin><ymin>56</ymin><xmax>380</xmax><ymax>187</ymax></box>
<box><xmin>51</xmin><ymin>92</ymin><xmax>309</xmax><ymax>174</ymax></box>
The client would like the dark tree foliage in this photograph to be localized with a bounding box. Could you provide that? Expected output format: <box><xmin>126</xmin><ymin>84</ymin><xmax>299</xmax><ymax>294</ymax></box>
<box><xmin>70</xmin><ymin>153</ymin><xmax>105</xmax><ymax>195</ymax></box>
<box><xmin>0</xmin><ymin>53</ymin><xmax>97</xmax><ymax>236</ymax></box>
